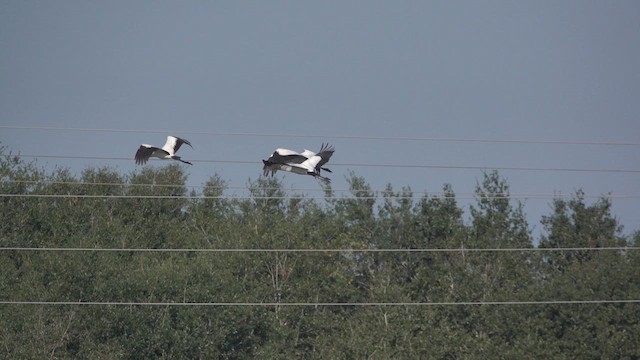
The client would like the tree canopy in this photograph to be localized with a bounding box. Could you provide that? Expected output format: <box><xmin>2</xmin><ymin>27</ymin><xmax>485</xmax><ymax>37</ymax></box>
<box><xmin>1</xmin><ymin>147</ymin><xmax>638</xmax><ymax>358</ymax></box>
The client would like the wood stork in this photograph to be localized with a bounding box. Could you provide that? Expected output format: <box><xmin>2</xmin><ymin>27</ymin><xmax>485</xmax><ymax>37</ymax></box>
<box><xmin>135</xmin><ymin>136</ymin><xmax>193</xmax><ymax>165</ymax></box>
<box><xmin>262</xmin><ymin>144</ymin><xmax>335</xmax><ymax>184</ymax></box>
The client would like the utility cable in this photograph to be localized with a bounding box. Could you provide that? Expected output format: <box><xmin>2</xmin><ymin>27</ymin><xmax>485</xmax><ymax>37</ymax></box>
<box><xmin>0</xmin><ymin>247</ymin><xmax>637</xmax><ymax>253</ymax></box>
<box><xmin>1</xmin><ymin>125</ymin><xmax>639</xmax><ymax>146</ymax></box>
<box><xmin>1</xmin><ymin>300</ymin><xmax>639</xmax><ymax>307</ymax></box>
<box><xmin>12</xmin><ymin>154</ymin><xmax>640</xmax><ymax>174</ymax></box>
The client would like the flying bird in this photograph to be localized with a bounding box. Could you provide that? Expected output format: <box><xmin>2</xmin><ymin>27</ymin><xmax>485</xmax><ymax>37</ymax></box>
<box><xmin>135</xmin><ymin>136</ymin><xmax>193</xmax><ymax>165</ymax></box>
<box><xmin>300</xmin><ymin>143</ymin><xmax>335</xmax><ymax>175</ymax></box>
<box><xmin>263</xmin><ymin>156</ymin><xmax>332</xmax><ymax>184</ymax></box>
<box><xmin>262</xmin><ymin>144</ymin><xmax>335</xmax><ymax>184</ymax></box>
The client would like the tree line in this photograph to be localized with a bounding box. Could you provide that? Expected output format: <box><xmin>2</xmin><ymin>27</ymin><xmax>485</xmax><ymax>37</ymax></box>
<box><xmin>1</xmin><ymin>147</ymin><xmax>639</xmax><ymax>359</ymax></box>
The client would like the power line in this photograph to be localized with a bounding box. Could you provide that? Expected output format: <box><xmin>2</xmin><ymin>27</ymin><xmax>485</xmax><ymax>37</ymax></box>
<box><xmin>1</xmin><ymin>300</ymin><xmax>639</xmax><ymax>307</ymax></box>
<box><xmin>0</xmin><ymin>193</ymin><xmax>628</xmax><ymax>200</ymax></box>
<box><xmin>4</xmin><ymin>180</ymin><xmax>209</xmax><ymax>189</ymax></box>
<box><xmin>12</xmin><ymin>154</ymin><xmax>640</xmax><ymax>174</ymax></box>
<box><xmin>2</xmin><ymin>125</ymin><xmax>639</xmax><ymax>146</ymax></box>
<box><xmin>2</xmin><ymin>180</ymin><xmax>631</xmax><ymax>199</ymax></box>
<box><xmin>2</xmin><ymin>193</ymin><xmax>639</xmax><ymax>200</ymax></box>
<box><xmin>1</xmin><ymin>247</ymin><xmax>637</xmax><ymax>253</ymax></box>
<box><xmin>17</xmin><ymin>154</ymin><xmax>249</xmax><ymax>164</ymax></box>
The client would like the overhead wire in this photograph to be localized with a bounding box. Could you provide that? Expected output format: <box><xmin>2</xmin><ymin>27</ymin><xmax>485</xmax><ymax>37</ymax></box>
<box><xmin>2</xmin><ymin>180</ymin><xmax>635</xmax><ymax>200</ymax></box>
<box><xmin>12</xmin><ymin>154</ymin><xmax>640</xmax><ymax>174</ymax></box>
<box><xmin>2</xmin><ymin>248</ymin><xmax>636</xmax><ymax>307</ymax></box>
<box><xmin>2</xmin><ymin>179</ymin><xmax>637</xmax><ymax>199</ymax></box>
<box><xmin>1</xmin><ymin>193</ymin><xmax>639</xmax><ymax>200</ymax></box>
<box><xmin>0</xmin><ymin>246</ymin><xmax>637</xmax><ymax>253</ymax></box>
<box><xmin>1</xmin><ymin>300</ymin><xmax>639</xmax><ymax>307</ymax></box>
<box><xmin>2</xmin><ymin>125</ymin><xmax>640</xmax><ymax>146</ymax></box>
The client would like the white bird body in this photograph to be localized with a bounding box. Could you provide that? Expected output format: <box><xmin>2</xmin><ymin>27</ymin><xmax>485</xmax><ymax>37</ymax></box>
<box><xmin>266</xmin><ymin>148</ymin><xmax>308</xmax><ymax>165</ymax></box>
<box><xmin>135</xmin><ymin>136</ymin><xmax>193</xmax><ymax>165</ymax></box>
<box><xmin>300</xmin><ymin>149</ymin><xmax>316</xmax><ymax>158</ymax></box>
<box><xmin>262</xmin><ymin>144</ymin><xmax>334</xmax><ymax>184</ymax></box>
<box><xmin>300</xmin><ymin>143</ymin><xmax>334</xmax><ymax>174</ymax></box>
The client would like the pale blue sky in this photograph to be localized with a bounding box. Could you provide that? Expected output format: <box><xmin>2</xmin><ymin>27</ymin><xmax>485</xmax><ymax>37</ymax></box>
<box><xmin>1</xmin><ymin>1</ymin><xmax>639</xmax><ymax>238</ymax></box>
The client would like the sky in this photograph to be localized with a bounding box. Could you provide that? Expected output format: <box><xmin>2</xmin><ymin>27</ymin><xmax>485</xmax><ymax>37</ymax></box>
<box><xmin>1</xmin><ymin>1</ymin><xmax>639</xmax><ymax>239</ymax></box>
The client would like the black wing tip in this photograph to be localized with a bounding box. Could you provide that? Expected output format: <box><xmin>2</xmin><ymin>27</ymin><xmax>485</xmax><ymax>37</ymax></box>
<box><xmin>175</xmin><ymin>136</ymin><xmax>193</xmax><ymax>148</ymax></box>
<box><xmin>134</xmin><ymin>147</ymin><xmax>148</xmax><ymax>165</ymax></box>
<box><xmin>319</xmin><ymin>143</ymin><xmax>335</xmax><ymax>153</ymax></box>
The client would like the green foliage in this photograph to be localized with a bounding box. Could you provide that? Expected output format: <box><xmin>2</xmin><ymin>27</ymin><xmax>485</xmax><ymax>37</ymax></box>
<box><xmin>1</xmin><ymin>149</ymin><xmax>638</xmax><ymax>358</ymax></box>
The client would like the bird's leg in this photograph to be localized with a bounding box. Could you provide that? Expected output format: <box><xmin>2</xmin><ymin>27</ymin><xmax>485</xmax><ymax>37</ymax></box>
<box><xmin>172</xmin><ymin>156</ymin><xmax>193</xmax><ymax>165</ymax></box>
